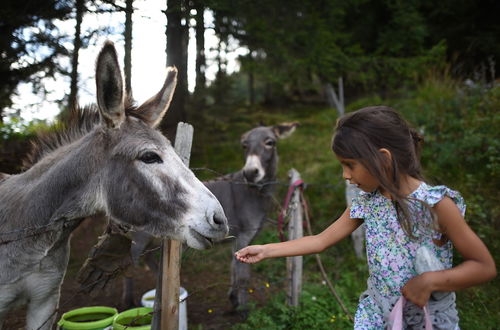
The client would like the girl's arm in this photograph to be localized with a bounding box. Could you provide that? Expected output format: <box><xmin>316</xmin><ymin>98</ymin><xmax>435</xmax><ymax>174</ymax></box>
<box><xmin>402</xmin><ymin>196</ymin><xmax>497</xmax><ymax>307</ymax></box>
<box><xmin>235</xmin><ymin>208</ymin><xmax>363</xmax><ymax>263</ymax></box>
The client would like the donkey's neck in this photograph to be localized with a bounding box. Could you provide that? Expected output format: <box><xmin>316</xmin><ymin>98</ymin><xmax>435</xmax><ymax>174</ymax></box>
<box><xmin>1</xmin><ymin>131</ymin><xmax>106</xmax><ymax>230</ymax></box>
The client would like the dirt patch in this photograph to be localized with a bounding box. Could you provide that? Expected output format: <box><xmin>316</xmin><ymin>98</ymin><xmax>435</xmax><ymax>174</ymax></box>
<box><xmin>3</xmin><ymin>219</ymin><xmax>277</xmax><ymax>329</ymax></box>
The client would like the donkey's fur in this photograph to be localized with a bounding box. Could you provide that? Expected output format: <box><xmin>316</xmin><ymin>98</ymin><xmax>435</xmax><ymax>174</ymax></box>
<box><xmin>0</xmin><ymin>42</ymin><xmax>228</xmax><ymax>330</ymax></box>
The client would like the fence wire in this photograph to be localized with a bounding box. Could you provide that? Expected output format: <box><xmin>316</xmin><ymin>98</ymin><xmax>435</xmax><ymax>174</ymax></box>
<box><xmin>0</xmin><ymin>171</ymin><xmax>344</xmax><ymax>245</ymax></box>
<box><xmin>1</xmin><ymin>168</ymin><xmax>346</xmax><ymax>329</ymax></box>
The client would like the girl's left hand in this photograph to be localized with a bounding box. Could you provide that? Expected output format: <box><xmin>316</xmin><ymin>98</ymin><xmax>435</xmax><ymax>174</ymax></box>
<box><xmin>401</xmin><ymin>272</ymin><xmax>433</xmax><ymax>308</ymax></box>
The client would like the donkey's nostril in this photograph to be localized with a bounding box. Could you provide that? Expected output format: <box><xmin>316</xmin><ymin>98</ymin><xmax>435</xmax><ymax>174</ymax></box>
<box><xmin>213</xmin><ymin>214</ymin><xmax>225</xmax><ymax>226</ymax></box>
<box><xmin>211</xmin><ymin>212</ymin><xmax>229</xmax><ymax>236</ymax></box>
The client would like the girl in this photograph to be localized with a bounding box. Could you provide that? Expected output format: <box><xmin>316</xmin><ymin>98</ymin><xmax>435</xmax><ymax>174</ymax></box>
<box><xmin>235</xmin><ymin>106</ymin><xmax>496</xmax><ymax>329</ymax></box>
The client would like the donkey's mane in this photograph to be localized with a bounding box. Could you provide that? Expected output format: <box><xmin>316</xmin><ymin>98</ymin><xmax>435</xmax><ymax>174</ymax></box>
<box><xmin>23</xmin><ymin>97</ymin><xmax>138</xmax><ymax>169</ymax></box>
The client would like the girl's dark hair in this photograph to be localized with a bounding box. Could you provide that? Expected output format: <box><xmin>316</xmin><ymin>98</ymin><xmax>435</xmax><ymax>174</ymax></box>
<box><xmin>332</xmin><ymin>106</ymin><xmax>425</xmax><ymax>238</ymax></box>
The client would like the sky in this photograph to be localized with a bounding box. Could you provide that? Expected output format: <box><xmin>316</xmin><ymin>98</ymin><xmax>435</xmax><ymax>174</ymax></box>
<box><xmin>8</xmin><ymin>0</ymin><xmax>248</xmax><ymax>123</ymax></box>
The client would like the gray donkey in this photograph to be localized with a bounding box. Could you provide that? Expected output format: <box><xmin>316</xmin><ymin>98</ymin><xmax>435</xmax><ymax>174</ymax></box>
<box><xmin>0</xmin><ymin>41</ymin><xmax>228</xmax><ymax>330</ymax></box>
<box><xmin>205</xmin><ymin>122</ymin><xmax>298</xmax><ymax>313</ymax></box>
<box><xmin>79</xmin><ymin>122</ymin><xmax>298</xmax><ymax>315</ymax></box>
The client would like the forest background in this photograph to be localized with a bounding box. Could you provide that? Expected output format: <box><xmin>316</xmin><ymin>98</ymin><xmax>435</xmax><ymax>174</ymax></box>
<box><xmin>0</xmin><ymin>0</ymin><xmax>498</xmax><ymax>328</ymax></box>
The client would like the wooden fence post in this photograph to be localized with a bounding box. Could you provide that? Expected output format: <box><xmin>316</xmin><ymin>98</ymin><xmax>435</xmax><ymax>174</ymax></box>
<box><xmin>286</xmin><ymin>168</ymin><xmax>303</xmax><ymax>306</ymax></box>
<box><xmin>152</xmin><ymin>122</ymin><xmax>193</xmax><ymax>330</ymax></box>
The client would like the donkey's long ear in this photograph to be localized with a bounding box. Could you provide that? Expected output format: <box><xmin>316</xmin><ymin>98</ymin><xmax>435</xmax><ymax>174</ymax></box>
<box><xmin>95</xmin><ymin>41</ymin><xmax>125</xmax><ymax>129</ymax></box>
<box><xmin>272</xmin><ymin>122</ymin><xmax>299</xmax><ymax>139</ymax></box>
<box><xmin>134</xmin><ymin>67</ymin><xmax>177</xmax><ymax>128</ymax></box>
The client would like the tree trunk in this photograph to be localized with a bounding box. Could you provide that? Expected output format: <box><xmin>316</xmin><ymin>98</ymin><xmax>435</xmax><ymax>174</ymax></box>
<box><xmin>124</xmin><ymin>0</ymin><xmax>134</xmax><ymax>94</ymax></box>
<box><xmin>248</xmin><ymin>70</ymin><xmax>255</xmax><ymax>106</ymax></box>
<box><xmin>68</xmin><ymin>0</ymin><xmax>85</xmax><ymax>110</ymax></box>
<box><xmin>194</xmin><ymin>0</ymin><xmax>206</xmax><ymax>97</ymax></box>
<box><xmin>161</xmin><ymin>0</ymin><xmax>188</xmax><ymax>140</ymax></box>
<box><xmin>247</xmin><ymin>50</ymin><xmax>255</xmax><ymax>106</ymax></box>
<box><xmin>214</xmin><ymin>32</ymin><xmax>228</xmax><ymax>105</ymax></box>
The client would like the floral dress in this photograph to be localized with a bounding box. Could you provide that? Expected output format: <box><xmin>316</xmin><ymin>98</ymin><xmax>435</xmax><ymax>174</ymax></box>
<box><xmin>350</xmin><ymin>182</ymin><xmax>465</xmax><ymax>329</ymax></box>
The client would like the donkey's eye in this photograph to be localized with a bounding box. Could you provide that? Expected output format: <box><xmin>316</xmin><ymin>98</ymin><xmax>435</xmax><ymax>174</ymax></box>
<box><xmin>139</xmin><ymin>152</ymin><xmax>163</xmax><ymax>164</ymax></box>
<box><xmin>242</xmin><ymin>142</ymin><xmax>248</xmax><ymax>149</ymax></box>
<box><xmin>265</xmin><ymin>140</ymin><xmax>276</xmax><ymax>148</ymax></box>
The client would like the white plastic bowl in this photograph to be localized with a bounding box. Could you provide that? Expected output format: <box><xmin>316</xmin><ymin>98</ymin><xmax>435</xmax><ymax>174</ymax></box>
<box><xmin>141</xmin><ymin>288</ymin><xmax>188</xmax><ymax>330</ymax></box>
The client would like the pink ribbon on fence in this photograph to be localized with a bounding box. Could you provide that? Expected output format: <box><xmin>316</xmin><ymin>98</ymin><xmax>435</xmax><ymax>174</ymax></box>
<box><xmin>277</xmin><ymin>179</ymin><xmax>304</xmax><ymax>242</ymax></box>
<box><xmin>388</xmin><ymin>296</ymin><xmax>433</xmax><ymax>330</ymax></box>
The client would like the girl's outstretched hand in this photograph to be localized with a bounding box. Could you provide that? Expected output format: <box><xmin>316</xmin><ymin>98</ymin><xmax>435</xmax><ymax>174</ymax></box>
<box><xmin>235</xmin><ymin>245</ymin><xmax>266</xmax><ymax>264</ymax></box>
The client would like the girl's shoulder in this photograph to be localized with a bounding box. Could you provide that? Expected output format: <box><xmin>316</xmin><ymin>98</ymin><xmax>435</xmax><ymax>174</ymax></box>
<box><xmin>349</xmin><ymin>182</ymin><xmax>467</xmax><ymax>219</ymax></box>
<box><xmin>412</xmin><ymin>182</ymin><xmax>466</xmax><ymax>216</ymax></box>
<box><xmin>349</xmin><ymin>190</ymin><xmax>383</xmax><ymax>219</ymax></box>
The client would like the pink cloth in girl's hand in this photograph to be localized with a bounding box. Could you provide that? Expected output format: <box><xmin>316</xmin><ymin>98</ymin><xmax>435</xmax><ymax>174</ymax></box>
<box><xmin>388</xmin><ymin>297</ymin><xmax>433</xmax><ymax>330</ymax></box>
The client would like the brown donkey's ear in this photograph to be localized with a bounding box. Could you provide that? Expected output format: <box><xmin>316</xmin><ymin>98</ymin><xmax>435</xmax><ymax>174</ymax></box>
<box><xmin>95</xmin><ymin>41</ymin><xmax>125</xmax><ymax>129</ymax></box>
<box><xmin>134</xmin><ymin>67</ymin><xmax>178</xmax><ymax>128</ymax></box>
<box><xmin>272</xmin><ymin>122</ymin><xmax>300</xmax><ymax>139</ymax></box>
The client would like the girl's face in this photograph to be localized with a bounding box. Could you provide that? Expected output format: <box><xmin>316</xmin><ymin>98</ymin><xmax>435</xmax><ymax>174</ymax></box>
<box><xmin>336</xmin><ymin>155</ymin><xmax>380</xmax><ymax>193</ymax></box>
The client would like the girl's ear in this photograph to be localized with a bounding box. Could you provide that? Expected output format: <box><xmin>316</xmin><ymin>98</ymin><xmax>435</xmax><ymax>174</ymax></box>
<box><xmin>379</xmin><ymin>148</ymin><xmax>393</xmax><ymax>167</ymax></box>
<box><xmin>379</xmin><ymin>148</ymin><xmax>395</xmax><ymax>184</ymax></box>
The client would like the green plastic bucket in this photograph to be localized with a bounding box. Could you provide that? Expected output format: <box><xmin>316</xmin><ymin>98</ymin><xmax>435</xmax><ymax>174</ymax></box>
<box><xmin>112</xmin><ymin>307</ymin><xmax>153</xmax><ymax>330</ymax></box>
<box><xmin>57</xmin><ymin>306</ymin><xmax>117</xmax><ymax>330</ymax></box>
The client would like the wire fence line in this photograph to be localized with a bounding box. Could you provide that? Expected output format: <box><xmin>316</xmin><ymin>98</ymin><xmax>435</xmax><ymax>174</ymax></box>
<box><xmin>0</xmin><ymin>171</ymin><xmax>344</xmax><ymax>245</ymax></box>
<box><xmin>2</xmin><ymin>168</ymin><xmax>345</xmax><ymax>329</ymax></box>
<box><xmin>0</xmin><ymin>217</ymin><xmax>81</xmax><ymax>246</ymax></box>
<box><xmin>1</xmin><ymin>166</ymin><xmax>344</xmax><ymax>327</ymax></box>
<box><xmin>31</xmin><ymin>197</ymin><xmax>296</xmax><ymax>329</ymax></box>
<box><xmin>192</xmin><ymin>166</ymin><xmax>345</xmax><ymax>190</ymax></box>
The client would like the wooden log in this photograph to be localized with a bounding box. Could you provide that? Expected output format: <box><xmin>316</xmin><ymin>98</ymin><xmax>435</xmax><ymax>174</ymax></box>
<box><xmin>286</xmin><ymin>168</ymin><xmax>303</xmax><ymax>306</ymax></box>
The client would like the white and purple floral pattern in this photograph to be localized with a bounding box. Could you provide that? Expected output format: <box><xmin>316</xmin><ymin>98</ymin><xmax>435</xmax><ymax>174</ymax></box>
<box><xmin>350</xmin><ymin>182</ymin><xmax>465</xmax><ymax>329</ymax></box>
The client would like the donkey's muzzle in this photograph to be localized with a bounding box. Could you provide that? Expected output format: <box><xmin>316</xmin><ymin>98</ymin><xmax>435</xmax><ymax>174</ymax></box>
<box><xmin>186</xmin><ymin>209</ymin><xmax>228</xmax><ymax>249</ymax></box>
<box><xmin>243</xmin><ymin>168</ymin><xmax>260</xmax><ymax>183</ymax></box>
